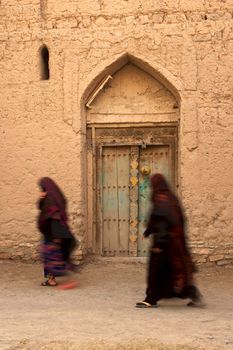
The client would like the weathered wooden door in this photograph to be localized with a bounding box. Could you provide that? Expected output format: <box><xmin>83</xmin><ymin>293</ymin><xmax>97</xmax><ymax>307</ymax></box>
<box><xmin>99</xmin><ymin>145</ymin><xmax>172</xmax><ymax>257</ymax></box>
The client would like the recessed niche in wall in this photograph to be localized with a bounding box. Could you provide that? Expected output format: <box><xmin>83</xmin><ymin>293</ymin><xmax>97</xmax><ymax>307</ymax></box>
<box><xmin>40</xmin><ymin>45</ymin><xmax>50</xmax><ymax>80</ymax></box>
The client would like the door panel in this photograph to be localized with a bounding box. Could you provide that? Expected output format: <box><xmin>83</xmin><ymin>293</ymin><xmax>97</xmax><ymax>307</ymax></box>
<box><xmin>102</xmin><ymin>146</ymin><xmax>130</xmax><ymax>256</ymax></box>
<box><xmin>138</xmin><ymin>146</ymin><xmax>170</xmax><ymax>257</ymax></box>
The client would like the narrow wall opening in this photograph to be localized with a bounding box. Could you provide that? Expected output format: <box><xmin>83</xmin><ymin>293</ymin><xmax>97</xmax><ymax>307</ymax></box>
<box><xmin>40</xmin><ymin>45</ymin><xmax>50</xmax><ymax>80</ymax></box>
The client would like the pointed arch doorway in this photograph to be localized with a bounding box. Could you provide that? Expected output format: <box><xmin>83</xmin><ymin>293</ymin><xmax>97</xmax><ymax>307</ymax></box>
<box><xmin>86</xmin><ymin>61</ymin><xmax>179</xmax><ymax>257</ymax></box>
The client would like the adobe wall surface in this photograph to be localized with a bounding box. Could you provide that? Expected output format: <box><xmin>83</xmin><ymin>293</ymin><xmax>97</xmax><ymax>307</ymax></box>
<box><xmin>0</xmin><ymin>0</ymin><xmax>233</xmax><ymax>264</ymax></box>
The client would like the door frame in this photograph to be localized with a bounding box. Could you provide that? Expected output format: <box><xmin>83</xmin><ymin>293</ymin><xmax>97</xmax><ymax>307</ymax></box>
<box><xmin>87</xmin><ymin>123</ymin><xmax>179</xmax><ymax>255</ymax></box>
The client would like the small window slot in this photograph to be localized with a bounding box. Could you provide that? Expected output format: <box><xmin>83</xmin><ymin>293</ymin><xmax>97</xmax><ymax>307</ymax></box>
<box><xmin>40</xmin><ymin>45</ymin><xmax>50</xmax><ymax>80</ymax></box>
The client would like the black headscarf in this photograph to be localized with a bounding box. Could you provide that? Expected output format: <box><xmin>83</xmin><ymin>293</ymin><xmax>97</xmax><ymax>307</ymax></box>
<box><xmin>37</xmin><ymin>177</ymin><xmax>68</xmax><ymax>233</ymax></box>
<box><xmin>150</xmin><ymin>173</ymin><xmax>184</xmax><ymax>227</ymax></box>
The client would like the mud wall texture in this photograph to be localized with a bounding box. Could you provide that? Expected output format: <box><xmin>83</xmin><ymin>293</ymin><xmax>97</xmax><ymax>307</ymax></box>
<box><xmin>0</xmin><ymin>0</ymin><xmax>233</xmax><ymax>265</ymax></box>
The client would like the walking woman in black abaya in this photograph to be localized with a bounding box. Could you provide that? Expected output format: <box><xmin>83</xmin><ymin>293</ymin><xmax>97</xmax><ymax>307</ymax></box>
<box><xmin>136</xmin><ymin>173</ymin><xmax>204</xmax><ymax>308</ymax></box>
<box><xmin>37</xmin><ymin>177</ymin><xmax>77</xmax><ymax>287</ymax></box>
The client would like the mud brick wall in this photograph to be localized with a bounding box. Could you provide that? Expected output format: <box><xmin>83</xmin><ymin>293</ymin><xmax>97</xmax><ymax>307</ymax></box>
<box><xmin>0</xmin><ymin>1</ymin><xmax>233</xmax><ymax>265</ymax></box>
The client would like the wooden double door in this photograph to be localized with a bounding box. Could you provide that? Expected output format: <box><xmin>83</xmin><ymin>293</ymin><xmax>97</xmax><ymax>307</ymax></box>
<box><xmin>98</xmin><ymin>144</ymin><xmax>173</xmax><ymax>257</ymax></box>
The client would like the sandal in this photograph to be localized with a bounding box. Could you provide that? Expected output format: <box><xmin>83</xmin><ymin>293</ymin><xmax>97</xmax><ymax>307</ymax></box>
<box><xmin>41</xmin><ymin>280</ymin><xmax>57</xmax><ymax>287</ymax></box>
<box><xmin>136</xmin><ymin>301</ymin><xmax>158</xmax><ymax>308</ymax></box>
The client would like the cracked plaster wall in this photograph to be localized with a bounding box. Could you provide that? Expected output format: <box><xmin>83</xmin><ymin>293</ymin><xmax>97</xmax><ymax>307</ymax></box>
<box><xmin>0</xmin><ymin>0</ymin><xmax>233</xmax><ymax>265</ymax></box>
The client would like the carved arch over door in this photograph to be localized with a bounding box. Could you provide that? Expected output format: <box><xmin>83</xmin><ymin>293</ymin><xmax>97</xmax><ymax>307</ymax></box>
<box><xmin>84</xmin><ymin>54</ymin><xmax>180</xmax><ymax>255</ymax></box>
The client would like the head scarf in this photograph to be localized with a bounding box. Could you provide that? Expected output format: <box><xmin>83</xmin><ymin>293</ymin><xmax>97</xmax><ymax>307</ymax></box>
<box><xmin>150</xmin><ymin>173</ymin><xmax>184</xmax><ymax>226</ymax></box>
<box><xmin>38</xmin><ymin>177</ymin><xmax>68</xmax><ymax>233</ymax></box>
<box><xmin>150</xmin><ymin>173</ymin><xmax>170</xmax><ymax>201</ymax></box>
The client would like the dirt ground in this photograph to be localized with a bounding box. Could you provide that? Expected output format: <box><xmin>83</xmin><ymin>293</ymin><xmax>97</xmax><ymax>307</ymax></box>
<box><xmin>0</xmin><ymin>258</ymin><xmax>233</xmax><ymax>350</ymax></box>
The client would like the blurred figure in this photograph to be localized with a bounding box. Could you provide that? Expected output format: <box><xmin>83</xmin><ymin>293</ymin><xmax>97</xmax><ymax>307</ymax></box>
<box><xmin>37</xmin><ymin>177</ymin><xmax>77</xmax><ymax>287</ymax></box>
<box><xmin>136</xmin><ymin>173</ymin><xmax>203</xmax><ymax>308</ymax></box>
